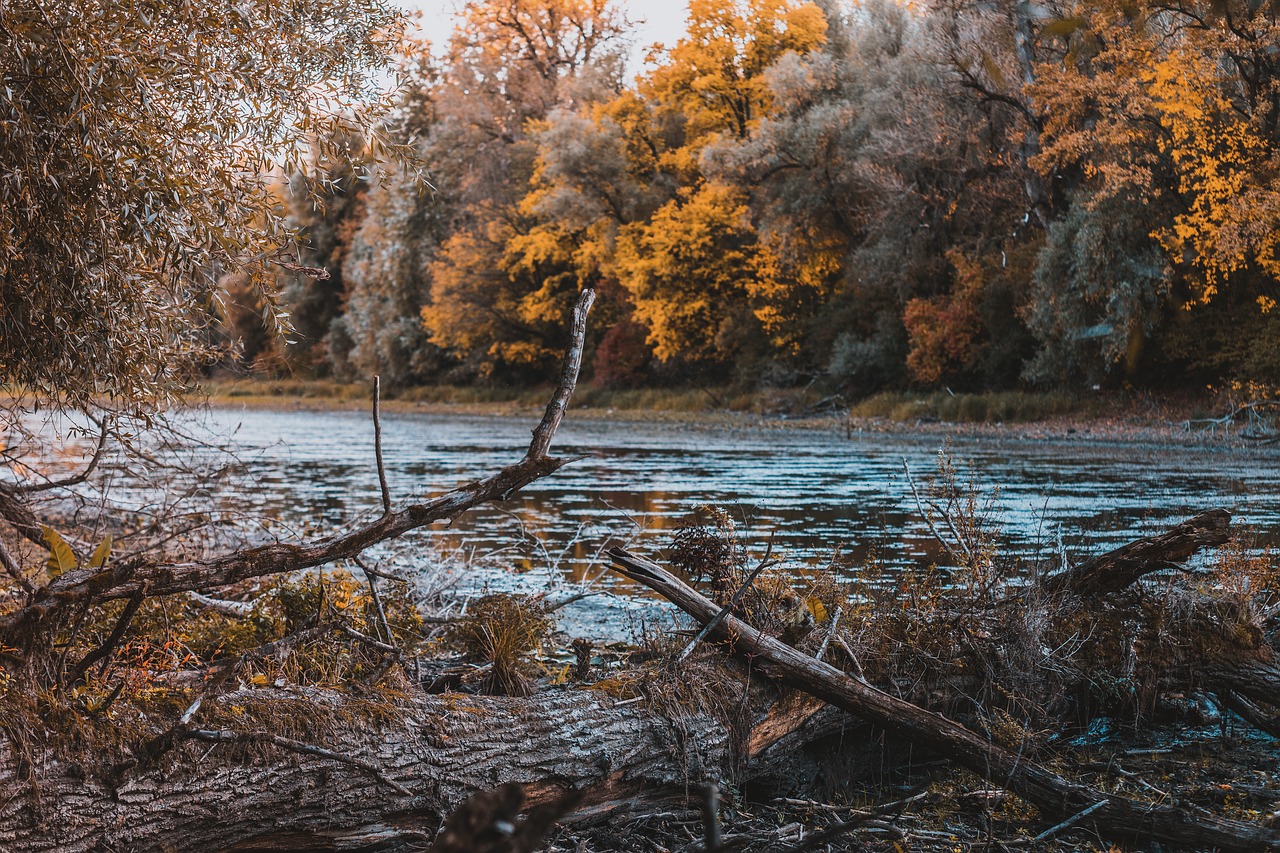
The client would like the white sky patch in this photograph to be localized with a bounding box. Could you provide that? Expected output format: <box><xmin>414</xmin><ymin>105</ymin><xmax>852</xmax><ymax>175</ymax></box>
<box><xmin>400</xmin><ymin>0</ymin><xmax>692</xmax><ymax>74</ymax></box>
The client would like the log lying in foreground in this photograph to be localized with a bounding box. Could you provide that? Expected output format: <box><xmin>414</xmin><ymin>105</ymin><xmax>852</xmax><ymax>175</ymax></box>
<box><xmin>610</xmin><ymin>546</ymin><xmax>1280</xmax><ymax>852</ymax></box>
<box><xmin>0</xmin><ymin>685</ymin><xmax>834</xmax><ymax>853</ymax></box>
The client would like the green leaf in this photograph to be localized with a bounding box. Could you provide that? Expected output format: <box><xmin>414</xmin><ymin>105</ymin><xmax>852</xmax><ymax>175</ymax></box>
<box><xmin>86</xmin><ymin>535</ymin><xmax>113</xmax><ymax>569</ymax></box>
<box><xmin>42</xmin><ymin>526</ymin><xmax>79</xmax><ymax>578</ymax></box>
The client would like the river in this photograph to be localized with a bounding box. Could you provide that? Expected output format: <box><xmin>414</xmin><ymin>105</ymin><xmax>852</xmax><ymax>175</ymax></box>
<box><xmin>17</xmin><ymin>406</ymin><xmax>1280</xmax><ymax>639</ymax></box>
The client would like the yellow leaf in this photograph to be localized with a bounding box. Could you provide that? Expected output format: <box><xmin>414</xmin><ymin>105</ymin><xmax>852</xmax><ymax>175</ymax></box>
<box><xmin>86</xmin><ymin>535</ymin><xmax>112</xmax><ymax>569</ymax></box>
<box><xmin>806</xmin><ymin>597</ymin><xmax>828</xmax><ymax>622</ymax></box>
<box><xmin>1041</xmin><ymin>17</ymin><xmax>1086</xmax><ymax>38</ymax></box>
<box><xmin>42</xmin><ymin>526</ymin><xmax>78</xmax><ymax>578</ymax></box>
<box><xmin>249</xmin><ymin>674</ymin><xmax>269</xmax><ymax>686</ymax></box>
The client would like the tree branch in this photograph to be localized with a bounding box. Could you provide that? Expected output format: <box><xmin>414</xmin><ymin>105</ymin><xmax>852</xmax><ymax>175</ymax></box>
<box><xmin>608</xmin><ymin>547</ymin><xmax>1280</xmax><ymax>853</ymax></box>
<box><xmin>1</xmin><ymin>289</ymin><xmax>596</xmax><ymax>644</ymax></box>
<box><xmin>372</xmin><ymin>376</ymin><xmax>391</xmax><ymax>515</ymax></box>
<box><xmin>13</xmin><ymin>417</ymin><xmax>111</xmax><ymax>494</ymax></box>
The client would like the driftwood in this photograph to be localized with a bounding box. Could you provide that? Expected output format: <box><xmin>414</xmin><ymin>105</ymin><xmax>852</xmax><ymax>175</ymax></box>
<box><xmin>1042</xmin><ymin>508</ymin><xmax>1232</xmax><ymax>595</ymax></box>
<box><xmin>610</xmin><ymin>524</ymin><xmax>1280</xmax><ymax>853</ymax></box>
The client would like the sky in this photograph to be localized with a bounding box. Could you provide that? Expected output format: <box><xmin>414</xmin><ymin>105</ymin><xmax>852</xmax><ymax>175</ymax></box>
<box><xmin>402</xmin><ymin>0</ymin><xmax>692</xmax><ymax>72</ymax></box>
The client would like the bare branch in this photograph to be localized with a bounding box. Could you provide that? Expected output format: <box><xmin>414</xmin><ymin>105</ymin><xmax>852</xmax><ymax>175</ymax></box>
<box><xmin>67</xmin><ymin>588</ymin><xmax>145</xmax><ymax>686</ymax></box>
<box><xmin>0</xmin><ymin>534</ymin><xmax>34</xmax><ymax>597</ymax></box>
<box><xmin>609</xmin><ymin>547</ymin><xmax>1280</xmax><ymax>853</ymax></box>
<box><xmin>14</xmin><ymin>416</ymin><xmax>111</xmax><ymax>494</ymax></box>
<box><xmin>188</xmin><ymin>591</ymin><xmax>255</xmax><ymax>618</ymax></box>
<box><xmin>0</xmin><ymin>289</ymin><xmax>597</xmax><ymax>641</ymax></box>
<box><xmin>528</xmin><ymin>287</ymin><xmax>595</xmax><ymax>459</ymax></box>
<box><xmin>353</xmin><ymin>556</ymin><xmax>394</xmax><ymax>645</ymax></box>
<box><xmin>372</xmin><ymin>376</ymin><xmax>391</xmax><ymax>515</ymax></box>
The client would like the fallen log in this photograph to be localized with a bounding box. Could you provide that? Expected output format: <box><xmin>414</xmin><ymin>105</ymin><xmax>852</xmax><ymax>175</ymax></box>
<box><xmin>610</xmin><ymin>547</ymin><xmax>1280</xmax><ymax>852</ymax></box>
<box><xmin>0</xmin><ymin>683</ymin><xmax>835</xmax><ymax>852</ymax></box>
<box><xmin>1041</xmin><ymin>508</ymin><xmax>1232</xmax><ymax>595</ymax></box>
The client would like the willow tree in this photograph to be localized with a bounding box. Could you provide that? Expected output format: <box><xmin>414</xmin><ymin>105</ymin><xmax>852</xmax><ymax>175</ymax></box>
<box><xmin>0</xmin><ymin>0</ymin><xmax>414</xmax><ymax>411</ymax></box>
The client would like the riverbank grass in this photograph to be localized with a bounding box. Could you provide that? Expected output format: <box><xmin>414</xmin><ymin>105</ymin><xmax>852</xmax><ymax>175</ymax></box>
<box><xmin>851</xmin><ymin>390</ymin><xmax>1086</xmax><ymax>423</ymax></box>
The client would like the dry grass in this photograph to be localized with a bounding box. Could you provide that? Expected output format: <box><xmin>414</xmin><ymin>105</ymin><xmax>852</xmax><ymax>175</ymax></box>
<box><xmin>852</xmin><ymin>390</ymin><xmax>1084</xmax><ymax>423</ymax></box>
<box><xmin>447</xmin><ymin>594</ymin><xmax>553</xmax><ymax>697</ymax></box>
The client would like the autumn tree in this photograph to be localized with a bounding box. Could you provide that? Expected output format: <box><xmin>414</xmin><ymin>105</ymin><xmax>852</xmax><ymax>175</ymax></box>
<box><xmin>1030</xmin><ymin>0</ymin><xmax>1280</xmax><ymax>380</ymax></box>
<box><xmin>523</xmin><ymin>0</ymin><xmax>829</xmax><ymax>380</ymax></box>
<box><xmin>409</xmin><ymin>0</ymin><xmax>630</xmax><ymax>380</ymax></box>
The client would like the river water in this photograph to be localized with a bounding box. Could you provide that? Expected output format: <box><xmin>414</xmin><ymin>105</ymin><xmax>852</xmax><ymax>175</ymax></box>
<box><xmin>180</xmin><ymin>407</ymin><xmax>1280</xmax><ymax>632</ymax></box>
<box><xmin>18</xmin><ymin>406</ymin><xmax>1280</xmax><ymax>638</ymax></box>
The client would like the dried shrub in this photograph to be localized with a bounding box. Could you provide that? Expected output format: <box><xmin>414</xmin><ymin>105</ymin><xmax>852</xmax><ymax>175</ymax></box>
<box><xmin>447</xmin><ymin>594</ymin><xmax>553</xmax><ymax>697</ymax></box>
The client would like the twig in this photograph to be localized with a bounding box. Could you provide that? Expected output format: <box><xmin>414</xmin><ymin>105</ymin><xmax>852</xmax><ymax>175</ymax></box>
<box><xmin>67</xmin><ymin>588</ymin><xmax>145</xmax><ymax>686</ymax></box>
<box><xmin>183</xmin><ymin>728</ymin><xmax>411</xmax><ymax>796</ymax></box>
<box><xmin>676</xmin><ymin>551</ymin><xmax>773</xmax><ymax>664</ymax></box>
<box><xmin>356</xmin><ymin>561</ymin><xmax>410</xmax><ymax>583</ymax></box>
<box><xmin>702</xmin><ymin>780</ymin><xmax>722</xmax><ymax>852</ymax></box>
<box><xmin>373</xmin><ymin>375</ymin><xmax>391</xmax><ymax>515</ymax></box>
<box><xmin>353</xmin><ymin>555</ymin><xmax>394</xmax><ymax>645</ymax></box>
<box><xmin>337</xmin><ymin>623</ymin><xmax>400</xmax><ymax>655</ymax></box>
<box><xmin>815</xmin><ymin>605</ymin><xmax>842</xmax><ymax>661</ymax></box>
<box><xmin>902</xmin><ymin>459</ymin><xmax>968</xmax><ymax>568</ymax></box>
<box><xmin>546</xmin><ymin>590</ymin><xmax>594</xmax><ymax>612</ymax></box>
<box><xmin>14</xmin><ymin>415</ymin><xmax>111</xmax><ymax>494</ymax></box>
<box><xmin>1031</xmin><ymin>799</ymin><xmax>1108</xmax><ymax>843</ymax></box>
<box><xmin>0</xmin><ymin>535</ymin><xmax>34</xmax><ymax>597</ymax></box>
<box><xmin>177</xmin><ymin>624</ymin><xmax>331</xmax><ymax>725</ymax></box>
<box><xmin>188</xmin><ymin>591</ymin><xmax>255</xmax><ymax>618</ymax></box>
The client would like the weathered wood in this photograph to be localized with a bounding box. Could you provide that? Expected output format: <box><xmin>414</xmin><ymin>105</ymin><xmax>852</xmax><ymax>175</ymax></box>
<box><xmin>1042</xmin><ymin>508</ymin><xmax>1232</xmax><ymax>596</ymax></box>
<box><xmin>610</xmin><ymin>547</ymin><xmax>1280</xmax><ymax>852</ymax></box>
<box><xmin>0</xmin><ymin>682</ymin><xmax>834</xmax><ymax>852</ymax></box>
<box><xmin>0</xmin><ymin>689</ymin><xmax>714</xmax><ymax>852</ymax></box>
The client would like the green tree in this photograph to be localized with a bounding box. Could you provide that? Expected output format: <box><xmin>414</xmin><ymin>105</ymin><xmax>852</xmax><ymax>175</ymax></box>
<box><xmin>0</xmin><ymin>0</ymin><xmax>411</xmax><ymax>409</ymax></box>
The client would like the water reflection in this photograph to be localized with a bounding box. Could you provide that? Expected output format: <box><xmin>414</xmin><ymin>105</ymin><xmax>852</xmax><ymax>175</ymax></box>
<box><xmin>11</xmin><ymin>406</ymin><xmax>1280</xmax><ymax>621</ymax></box>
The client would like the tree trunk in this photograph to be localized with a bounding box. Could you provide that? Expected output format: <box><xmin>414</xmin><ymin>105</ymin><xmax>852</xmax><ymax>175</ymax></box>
<box><xmin>0</xmin><ymin>685</ymin><xmax>831</xmax><ymax>852</ymax></box>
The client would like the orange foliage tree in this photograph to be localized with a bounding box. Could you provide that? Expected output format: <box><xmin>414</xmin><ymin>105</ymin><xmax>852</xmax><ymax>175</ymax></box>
<box><xmin>1033</xmin><ymin>0</ymin><xmax>1280</xmax><ymax>312</ymax></box>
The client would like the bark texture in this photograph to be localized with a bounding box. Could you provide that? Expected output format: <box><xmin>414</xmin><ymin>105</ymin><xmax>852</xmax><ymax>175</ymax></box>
<box><xmin>0</xmin><ymin>689</ymin><xmax>741</xmax><ymax>852</ymax></box>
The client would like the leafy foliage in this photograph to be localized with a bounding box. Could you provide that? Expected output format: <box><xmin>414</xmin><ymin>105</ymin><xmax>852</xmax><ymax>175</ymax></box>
<box><xmin>208</xmin><ymin>0</ymin><xmax>1280</xmax><ymax>395</ymax></box>
<box><xmin>0</xmin><ymin>0</ymin><xmax>411</xmax><ymax>408</ymax></box>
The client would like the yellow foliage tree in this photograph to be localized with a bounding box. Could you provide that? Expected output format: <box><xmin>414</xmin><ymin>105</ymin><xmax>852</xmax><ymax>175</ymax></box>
<box><xmin>614</xmin><ymin>182</ymin><xmax>779</xmax><ymax>362</ymax></box>
<box><xmin>1033</xmin><ymin>0</ymin><xmax>1280</xmax><ymax>311</ymax></box>
<box><xmin>522</xmin><ymin>0</ymin><xmax>829</xmax><ymax>371</ymax></box>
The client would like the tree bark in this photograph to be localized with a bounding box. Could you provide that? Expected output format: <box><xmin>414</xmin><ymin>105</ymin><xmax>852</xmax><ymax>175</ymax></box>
<box><xmin>0</xmin><ymin>684</ymin><xmax>834</xmax><ymax>852</ymax></box>
<box><xmin>1040</xmin><ymin>508</ymin><xmax>1232</xmax><ymax>596</ymax></box>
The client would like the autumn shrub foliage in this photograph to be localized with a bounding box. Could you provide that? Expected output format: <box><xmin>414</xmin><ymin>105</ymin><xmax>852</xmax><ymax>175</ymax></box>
<box><xmin>213</xmin><ymin>0</ymin><xmax>1280</xmax><ymax>395</ymax></box>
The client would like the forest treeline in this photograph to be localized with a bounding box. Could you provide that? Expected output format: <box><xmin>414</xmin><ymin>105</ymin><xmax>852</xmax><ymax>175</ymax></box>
<box><xmin>222</xmin><ymin>0</ymin><xmax>1280</xmax><ymax>396</ymax></box>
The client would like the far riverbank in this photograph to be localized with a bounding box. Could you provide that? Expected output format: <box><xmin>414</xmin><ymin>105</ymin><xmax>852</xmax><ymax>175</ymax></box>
<box><xmin>198</xmin><ymin>378</ymin><xmax>1273</xmax><ymax>451</ymax></box>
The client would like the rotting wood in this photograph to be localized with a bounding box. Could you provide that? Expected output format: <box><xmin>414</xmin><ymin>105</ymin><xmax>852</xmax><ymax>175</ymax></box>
<box><xmin>1040</xmin><ymin>508</ymin><xmax>1231</xmax><ymax>595</ymax></box>
<box><xmin>610</xmin><ymin>546</ymin><xmax>1280</xmax><ymax>852</ymax></box>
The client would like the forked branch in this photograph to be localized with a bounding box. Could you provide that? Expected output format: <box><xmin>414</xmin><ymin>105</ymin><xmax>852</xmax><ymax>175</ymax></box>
<box><xmin>0</xmin><ymin>289</ymin><xmax>597</xmax><ymax>644</ymax></box>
